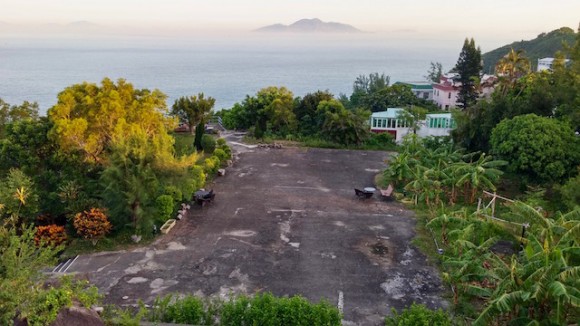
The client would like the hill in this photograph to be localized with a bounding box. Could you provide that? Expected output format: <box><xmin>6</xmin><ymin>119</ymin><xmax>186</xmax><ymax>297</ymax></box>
<box><xmin>482</xmin><ymin>27</ymin><xmax>577</xmax><ymax>73</ymax></box>
<box><xmin>255</xmin><ymin>18</ymin><xmax>362</xmax><ymax>33</ymax></box>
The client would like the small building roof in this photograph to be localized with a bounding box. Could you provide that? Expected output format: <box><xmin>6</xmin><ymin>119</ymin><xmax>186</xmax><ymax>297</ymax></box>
<box><xmin>371</xmin><ymin>108</ymin><xmax>404</xmax><ymax>119</ymax></box>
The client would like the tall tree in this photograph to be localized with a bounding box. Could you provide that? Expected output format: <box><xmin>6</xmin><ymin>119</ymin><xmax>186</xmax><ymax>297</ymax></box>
<box><xmin>425</xmin><ymin>61</ymin><xmax>444</xmax><ymax>83</ymax></box>
<box><xmin>454</xmin><ymin>38</ymin><xmax>483</xmax><ymax>109</ymax></box>
<box><xmin>349</xmin><ymin>73</ymin><xmax>390</xmax><ymax>108</ymax></box>
<box><xmin>171</xmin><ymin>93</ymin><xmax>215</xmax><ymax>135</ymax></box>
<box><xmin>48</xmin><ymin>78</ymin><xmax>174</xmax><ymax>164</ymax></box>
<box><xmin>495</xmin><ymin>49</ymin><xmax>531</xmax><ymax>82</ymax></box>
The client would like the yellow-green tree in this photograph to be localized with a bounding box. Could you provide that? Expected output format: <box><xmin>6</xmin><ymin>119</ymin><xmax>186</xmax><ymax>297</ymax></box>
<box><xmin>48</xmin><ymin>78</ymin><xmax>176</xmax><ymax>164</ymax></box>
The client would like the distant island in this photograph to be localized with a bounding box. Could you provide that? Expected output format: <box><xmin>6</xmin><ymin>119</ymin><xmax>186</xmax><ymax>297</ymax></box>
<box><xmin>255</xmin><ymin>18</ymin><xmax>362</xmax><ymax>33</ymax></box>
<box><xmin>482</xmin><ymin>27</ymin><xmax>576</xmax><ymax>73</ymax></box>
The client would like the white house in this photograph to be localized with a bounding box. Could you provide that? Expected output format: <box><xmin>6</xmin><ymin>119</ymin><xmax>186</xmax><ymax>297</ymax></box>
<box><xmin>432</xmin><ymin>73</ymin><xmax>460</xmax><ymax>110</ymax></box>
<box><xmin>370</xmin><ymin>108</ymin><xmax>456</xmax><ymax>143</ymax></box>
<box><xmin>369</xmin><ymin>108</ymin><xmax>410</xmax><ymax>143</ymax></box>
<box><xmin>432</xmin><ymin>73</ymin><xmax>498</xmax><ymax>108</ymax></box>
<box><xmin>537</xmin><ymin>57</ymin><xmax>571</xmax><ymax>71</ymax></box>
<box><xmin>417</xmin><ymin>113</ymin><xmax>456</xmax><ymax>138</ymax></box>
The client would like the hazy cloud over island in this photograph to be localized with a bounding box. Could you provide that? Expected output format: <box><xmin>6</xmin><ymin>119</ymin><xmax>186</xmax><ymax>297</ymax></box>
<box><xmin>0</xmin><ymin>0</ymin><xmax>578</xmax><ymax>47</ymax></box>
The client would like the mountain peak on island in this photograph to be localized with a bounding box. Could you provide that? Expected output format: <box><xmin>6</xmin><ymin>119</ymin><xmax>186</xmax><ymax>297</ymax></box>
<box><xmin>255</xmin><ymin>18</ymin><xmax>362</xmax><ymax>33</ymax></box>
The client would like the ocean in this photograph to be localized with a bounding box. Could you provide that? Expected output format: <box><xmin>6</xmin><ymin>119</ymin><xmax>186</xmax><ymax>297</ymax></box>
<box><xmin>0</xmin><ymin>34</ymin><xmax>460</xmax><ymax>114</ymax></box>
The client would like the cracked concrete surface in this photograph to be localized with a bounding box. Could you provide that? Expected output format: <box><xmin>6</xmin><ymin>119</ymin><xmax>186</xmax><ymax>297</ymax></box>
<box><xmin>64</xmin><ymin>144</ymin><xmax>447</xmax><ymax>325</ymax></box>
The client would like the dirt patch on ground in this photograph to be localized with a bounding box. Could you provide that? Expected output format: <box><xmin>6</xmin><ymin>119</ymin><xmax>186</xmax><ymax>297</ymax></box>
<box><xmin>357</xmin><ymin>237</ymin><xmax>395</xmax><ymax>269</ymax></box>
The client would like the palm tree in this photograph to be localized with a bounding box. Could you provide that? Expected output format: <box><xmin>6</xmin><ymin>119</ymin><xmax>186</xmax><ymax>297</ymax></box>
<box><xmin>454</xmin><ymin>153</ymin><xmax>507</xmax><ymax>204</ymax></box>
<box><xmin>404</xmin><ymin>165</ymin><xmax>430</xmax><ymax>205</ymax></box>
<box><xmin>495</xmin><ymin>49</ymin><xmax>531</xmax><ymax>93</ymax></box>
<box><xmin>384</xmin><ymin>152</ymin><xmax>418</xmax><ymax>188</ymax></box>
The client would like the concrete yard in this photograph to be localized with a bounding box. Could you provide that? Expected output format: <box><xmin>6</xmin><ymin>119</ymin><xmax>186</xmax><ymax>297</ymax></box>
<box><xmin>65</xmin><ymin>140</ymin><xmax>447</xmax><ymax>325</ymax></box>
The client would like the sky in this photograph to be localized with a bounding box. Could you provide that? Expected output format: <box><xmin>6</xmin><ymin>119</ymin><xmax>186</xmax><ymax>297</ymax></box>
<box><xmin>0</xmin><ymin>0</ymin><xmax>579</xmax><ymax>47</ymax></box>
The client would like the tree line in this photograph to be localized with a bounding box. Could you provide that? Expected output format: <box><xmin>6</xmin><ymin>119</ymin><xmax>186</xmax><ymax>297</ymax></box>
<box><xmin>216</xmin><ymin>73</ymin><xmax>436</xmax><ymax>147</ymax></box>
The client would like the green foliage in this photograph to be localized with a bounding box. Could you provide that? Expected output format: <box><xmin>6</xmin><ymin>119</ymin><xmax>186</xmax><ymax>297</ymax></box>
<box><xmin>349</xmin><ymin>72</ymin><xmax>391</xmax><ymax>108</ymax></box>
<box><xmin>364</xmin><ymin>132</ymin><xmax>396</xmax><ymax>150</ymax></box>
<box><xmin>0</xmin><ymin>168</ymin><xmax>39</xmax><ymax>222</ymax></box>
<box><xmin>425</xmin><ymin>62</ymin><xmax>444</xmax><ymax>83</ymax></box>
<box><xmin>171</xmin><ymin>93</ymin><xmax>215</xmax><ymax>134</ymax></box>
<box><xmin>194</xmin><ymin>121</ymin><xmax>204</xmax><ymax>151</ymax></box>
<box><xmin>145</xmin><ymin>292</ymin><xmax>341</xmax><ymax>326</ymax></box>
<box><xmin>213</xmin><ymin>148</ymin><xmax>228</xmax><ymax>163</ymax></box>
<box><xmin>163</xmin><ymin>185</ymin><xmax>183</xmax><ymax>203</ymax></box>
<box><xmin>0</xmin><ymin>219</ymin><xmax>100</xmax><ymax>325</ymax></box>
<box><xmin>385</xmin><ymin>303</ymin><xmax>453</xmax><ymax>326</ymax></box>
<box><xmin>473</xmin><ymin>204</ymin><xmax>580</xmax><ymax>325</ymax></box>
<box><xmin>203</xmin><ymin>156</ymin><xmax>221</xmax><ymax>175</ymax></box>
<box><xmin>295</xmin><ymin>90</ymin><xmax>334</xmax><ymax>134</ymax></box>
<box><xmin>190</xmin><ymin>165</ymin><xmax>207</xmax><ymax>191</ymax></box>
<box><xmin>155</xmin><ymin>195</ymin><xmax>174</xmax><ymax>222</ymax></box>
<box><xmin>454</xmin><ymin>38</ymin><xmax>482</xmax><ymax>109</ymax></box>
<box><xmin>559</xmin><ymin>171</ymin><xmax>580</xmax><ymax>210</ymax></box>
<box><xmin>319</xmin><ymin>99</ymin><xmax>370</xmax><ymax>146</ymax></box>
<box><xmin>481</xmin><ymin>27</ymin><xmax>576</xmax><ymax>73</ymax></box>
<box><xmin>100</xmin><ymin>134</ymin><xmax>160</xmax><ymax>234</ymax></box>
<box><xmin>216</xmin><ymin>137</ymin><xmax>226</xmax><ymax>147</ymax></box>
<box><xmin>201</xmin><ymin>134</ymin><xmax>216</xmax><ymax>153</ymax></box>
<box><xmin>490</xmin><ymin>114</ymin><xmax>580</xmax><ymax>182</ymax></box>
<box><xmin>48</xmin><ymin>78</ymin><xmax>175</xmax><ymax>164</ymax></box>
<box><xmin>454</xmin><ymin>30</ymin><xmax>580</xmax><ymax>153</ymax></box>
<box><xmin>172</xmin><ymin>133</ymin><xmax>196</xmax><ymax>156</ymax></box>
<box><xmin>0</xmin><ymin>98</ymin><xmax>39</xmax><ymax>138</ymax></box>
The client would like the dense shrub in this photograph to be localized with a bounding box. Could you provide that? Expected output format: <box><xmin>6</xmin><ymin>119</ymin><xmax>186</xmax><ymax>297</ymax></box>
<box><xmin>213</xmin><ymin>148</ymin><xmax>228</xmax><ymax>163</ymax></box>
<box><xmin>559</xmin><ymin>172</ymin><xmax>580</xmax><ymax>210</ymax></box>
<box><xmin>155</xmin><ymin>195</ymin><xmax>174</xmax><ymax>222</ymax></box>
<box><xmin>73</xmin><ymin>208</ymin><xmax>112</xmax><ymax>244</ymax></box>
<box><xmin>146</xmin><ymin>293</ymin><xmax>341</xmax><ymax>326</ymax></box>
<box><xmin>163</xmin><ymin>185</ymin><xmax>183</xmax><ymax>204</ymax></box>
<box><xmin>216</xmin><ymin>138</ymin><xmax>227</xmax><ymax>147</ymax></box>
<box><xmin>385</xmin><ymin>303</ymin><xmax>452</xmax><ymax>326</ymax></box>
<box><xmin>35</xmin><ymin>224</ymin><xmax>67</xmax><ymax>247</ymax></box>
<box><xmin>203</xmin><ymin>156</ymin><xmax>220</xmax><ymax>175</ymax></box>
<box><xmin>364</xmin><ymin>132</ymin><xmax>395</xmax><ymax>148</ymax></box>
<box><xmin>201</xmin><ymin>134</ymin><xmax>216</xmax><ymax>154</ymax></box>
<box><xmin>191</xmin><ymin>165</ymin><xmax>206</xmax><ymax>191</ymax></box>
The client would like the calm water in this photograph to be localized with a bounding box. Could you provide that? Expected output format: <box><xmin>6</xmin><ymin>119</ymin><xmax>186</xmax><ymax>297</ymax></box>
<box><xmin>0</xmin><ymin>35</ymin><xmax>458</xmax><ymax>114</ymax></box>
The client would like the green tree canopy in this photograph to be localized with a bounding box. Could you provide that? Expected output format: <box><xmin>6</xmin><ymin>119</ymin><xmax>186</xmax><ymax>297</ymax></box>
<box><xmin>318</xmin><ymin>99</ymin><xmax>370</xmax><ymax>145</ymax></box>
<box><xmin>490</xmin><ymin>114</ymin><xmax>580</xmax><ymax>182</ymax></box>
<box><xmin>294</xmin><ymin>90</ymin><xmax>334</xmax><ymax>134</ymax></box>
<box><xmin>48</xmin><ymin>78</ymin><xmax>175</xmax><ymax>164</ymax></box>
<box><xmin>171</xmin><ymin>93</ymin><xmax>215</xmax><ymax>135</ymax></box>
<box><xmin>0</xmin><ymin>99</ymin><xmax>39</xmax><ymax>138</ymax></box>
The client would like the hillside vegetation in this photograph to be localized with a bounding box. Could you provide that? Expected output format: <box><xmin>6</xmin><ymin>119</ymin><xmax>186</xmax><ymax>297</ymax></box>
<box><xmin>482</xmin><ymin>27</ymin><xmax>576</xmax><ymax>73</ymax></box>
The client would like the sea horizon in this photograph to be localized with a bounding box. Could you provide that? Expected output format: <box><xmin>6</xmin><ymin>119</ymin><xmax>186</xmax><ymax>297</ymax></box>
<box><xmin>1</xmin><ymin>34</ymin><xmax>464</xmax><ymax>114</ymax></box>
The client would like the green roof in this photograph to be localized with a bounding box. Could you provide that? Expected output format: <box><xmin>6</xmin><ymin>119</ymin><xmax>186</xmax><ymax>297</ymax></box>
<box><xmin>394</xmin><ymin>82</ymin><xmax>433</xmax><ymax>90</ymax></box>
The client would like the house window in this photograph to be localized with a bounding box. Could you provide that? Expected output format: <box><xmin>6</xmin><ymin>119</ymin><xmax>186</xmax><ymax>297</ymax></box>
<box><xmin>448</xmin><ymin>92</ymin><xmax>451</xmax><ymax>99</ymax></box>
<box><xmin>372</xmin><ymin>118</ymin><xmax>377</xmax><ymax>128</ymax></box>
